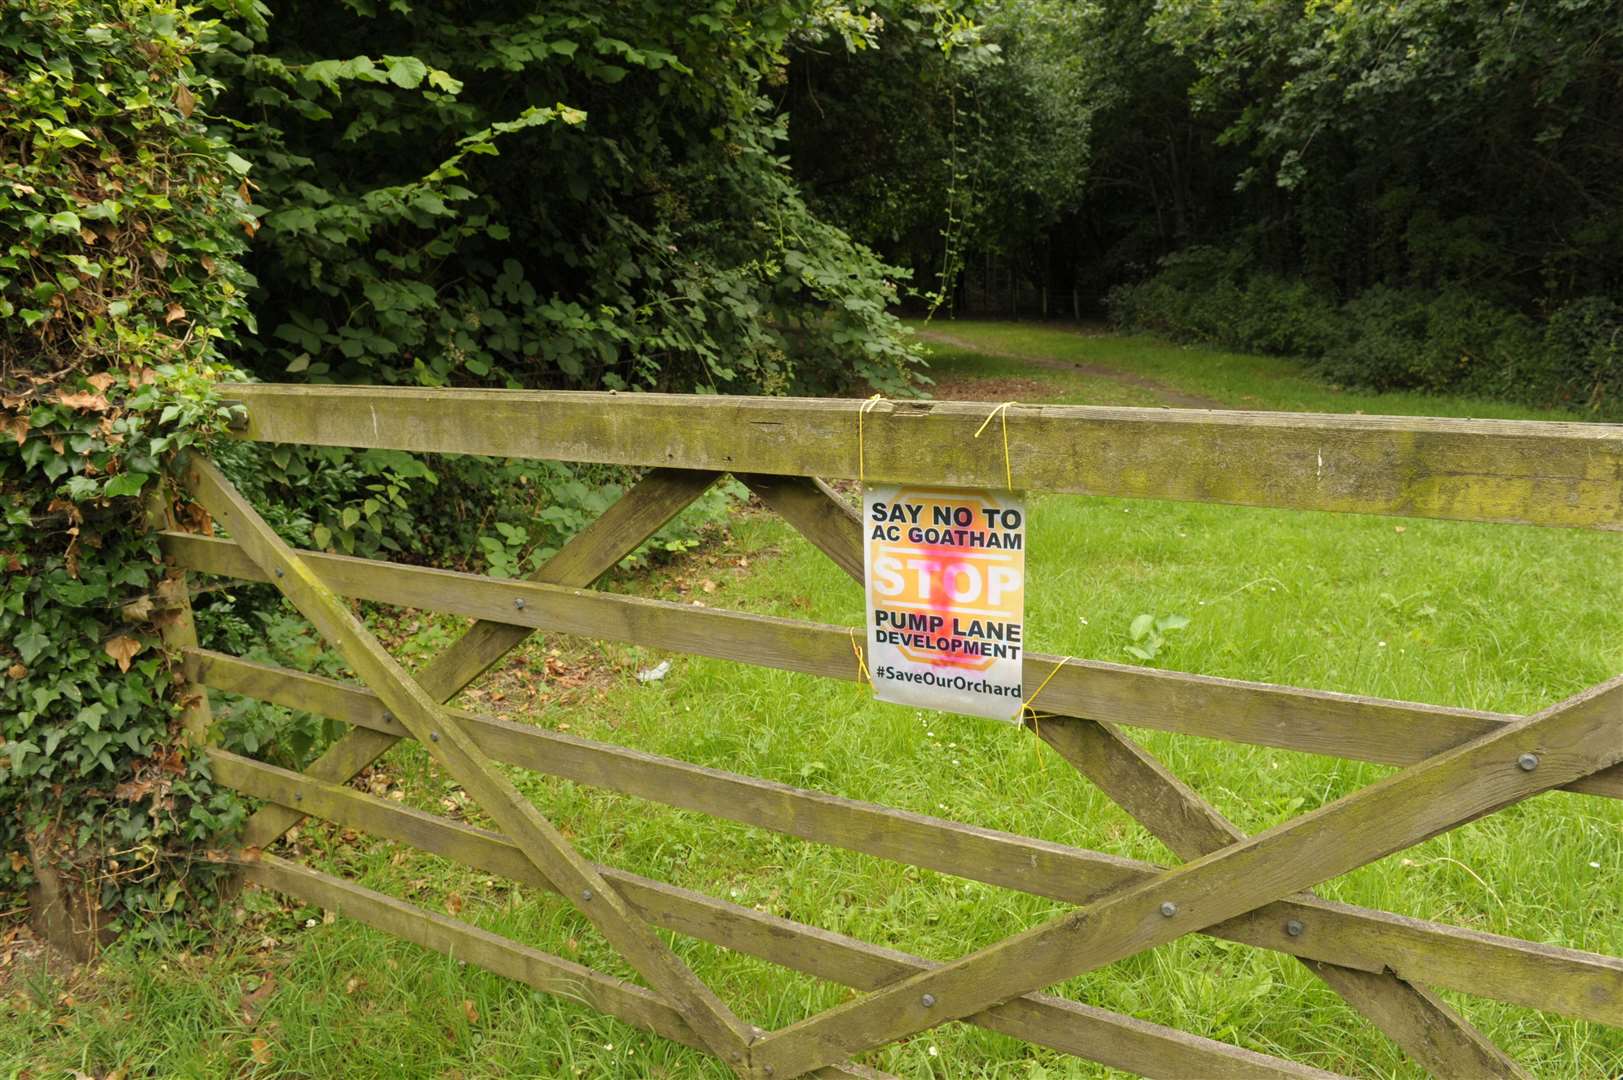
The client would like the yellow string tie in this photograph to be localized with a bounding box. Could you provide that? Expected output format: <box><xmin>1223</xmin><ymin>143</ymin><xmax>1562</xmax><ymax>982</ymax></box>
<box><xmin>857</xmin><ymin>393</ymin><xmax>885</xmax><ymax>491</ymax></box>
<box><xmin>848</xmin><ymin>627</ymin><xmax>873</xmax><ymax>686</ymax></box>
<box><xmin>1021</xmin><ymin>655</ymin><xmax>1073</xmax><ymax>772</ymax></box>
<box><xmin>973</xmin><ymin>400</ymin><xmax>1018</xmax><ymax>490</ymax></box>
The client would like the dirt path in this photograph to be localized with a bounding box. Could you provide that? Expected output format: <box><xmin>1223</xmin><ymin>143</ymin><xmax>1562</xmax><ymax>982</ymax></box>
<box><xmin>916</xmin><ymin>328</ymin><xmax>1227</xmax><ymax>410</ymax></box>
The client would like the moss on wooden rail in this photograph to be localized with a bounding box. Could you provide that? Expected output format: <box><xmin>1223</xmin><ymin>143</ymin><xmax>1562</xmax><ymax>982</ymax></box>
<box><xmin>218</xmin><ymin>384</ymin><xmax>1623</xmax><ymax>529</ymax></box>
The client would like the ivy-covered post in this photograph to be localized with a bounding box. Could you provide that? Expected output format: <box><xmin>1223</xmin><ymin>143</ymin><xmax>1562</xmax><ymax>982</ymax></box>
<box><xmin>146</xmin><ymin>489</ymin><xmax>213</xmax><ymax>749</ymax></box>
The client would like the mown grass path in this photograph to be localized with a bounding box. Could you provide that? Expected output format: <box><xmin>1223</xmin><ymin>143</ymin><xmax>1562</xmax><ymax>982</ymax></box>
<box><xmin>4</xmin><ymin>323</ymin><xmax>1620</xmax><ymax>1079</ymax></box>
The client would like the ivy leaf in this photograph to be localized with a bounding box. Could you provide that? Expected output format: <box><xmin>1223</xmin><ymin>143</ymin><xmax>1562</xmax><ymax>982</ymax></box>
<box><xmin>103</xmin><ymin>472</ymin><xmax>150</xmax><ymax>498</ymax></box>
<box><xmin>47</xmin><ymin>210</ymin><xmax>82</xmax><ymax>233</ymax></box>
<box><xmin>56</xmin><ymin>389</ymin><xmax>111</xmax><ymax>412</ymax></box>
<box><xmin>103</xmin><ymin>635</ymin><xmax>143</xmax><ymax>673</ymax></box>
<box><xmin>224</xmin><ymin>152</ymin><xmax>253</xmax><ymax>176</ymax></box>
<box><xmin>14</xmin><ymin>623</ymin><xmax>50</xmax><ymax>664</ymax></box>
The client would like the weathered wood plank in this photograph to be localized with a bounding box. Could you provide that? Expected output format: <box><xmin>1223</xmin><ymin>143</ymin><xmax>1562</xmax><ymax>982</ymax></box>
<box><xmin>216</xmin><ymin>751</ymin><xmax>1343</xmax><ymax>1080</ymax></box>
<box><xmin>190</xmin><ymin>649</ymin><xmax>1623</xmax><ymax>1028</ymax></box>
<box><xmin>238</xmin><ymin>468</ymin><xmax>716</xmax><ymax>850</ymax></box>
<box><xmin>751</xmin><ymin>672</ymin><xmax>1623</xmax><ymax>1077</ymax></box>
<box><xmin>219</xmin><ymin>384</ymin><xmax>1623</xmax><ymax>529</ymax></box>
<box><xmin>1037</xmin><ymin>717</ymin><xmax>1527</xmax><ymax>1079</ymax></box>
<box><xmin>757</xmin><ymin>475</ymin><xmax>1527</xmax><ymax>1077</ymax></box>
<box><xmin>177</xmin><ymin>455</ymin><xmax>757</xmax><ymax>1072</ymax></box>
<box><xmin>161</xmin><ymin>531</ymin><xmax>1623</xmax><ymax>801</ymax></box>
<box><xmin>242</xmin><ymin>854</ymin><xmax>706</xmax><ymax>1047</ymax></box>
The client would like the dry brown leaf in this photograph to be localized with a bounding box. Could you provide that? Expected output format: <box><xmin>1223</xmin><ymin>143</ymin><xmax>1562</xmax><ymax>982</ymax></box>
<box><xmin>462</xmin><ymin>999</ymin><xmax>479</xmax><ymax>1024</ymax></box>
<box><xmin>164</xmin><ymin>303</ymin><xmax>186</xmax><ymax>324</ymax></box>
<box><xmin>345</xmin><ymin>975</ymin><xmax>361</xmax><ymax>994</ymax></box>
<box><xmin>103</xmin><ymin>635</ymin><xmax>143</xmax><ymax>673</ymax></box>
<box><xmin>120</xmin><ymin>595</ymin><xmax>154</xmax><ymax>622</ymax></box>
<box><xmin>86</xmin><ymin>372</ymin><xmax>116</xmax><ymax>392</ymax></box>
<box><xmin>0</xmin><ymin>415</ymin><xmax>27</xmax><ymax>446</ymax></box>
<box><xmin>175</xmin><ymin>84</ymin><xmax>196</xmax><ymax>117</ymax></box>
<box><xmin>56</xmin><ymin>390</ymin><xmax>111</xmax><ymax>412</ymax></box>
<box><xmin>445</xmin><ymin>892</ymin><xmax>464</xmax><ymax>916</ymax></box>
<box><xmin>79</xmin><ymin>226</ymin><xmax>97</xmax><ymax>245</ymax></box>
<box><xmin>249</xmin><ymin>1037</ymin><xmax>271</xmax><ymax>1065</ymax></box>
<box><xmin>7</xmin><ymin>851</ymin><xmax>24</xmax><ymax>872</ymax></box>
<box><xmin>6</xmin><ymin>664</ymin><xmax>25</xmax><ymax>680</ymax></box>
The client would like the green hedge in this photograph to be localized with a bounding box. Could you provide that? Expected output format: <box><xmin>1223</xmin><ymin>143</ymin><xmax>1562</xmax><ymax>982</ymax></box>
<box><xmin>1108</xmin><ymin>247</ymin><xmax>1623</xmax><ymax>414</ymax></box>
<box><xmin>1</xmin><ymin>1</ymin><xmax>255</xmax><ymax>940</ymax></box>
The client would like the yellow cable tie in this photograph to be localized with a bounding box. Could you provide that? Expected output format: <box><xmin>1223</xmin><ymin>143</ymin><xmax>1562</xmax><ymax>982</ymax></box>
<box><xmin>1021</xmin><ymin>655</ymin><xmax>1073</xmax><ymax>771</ymax></box>
<box><xmin>848</xmin><ymin>627</ymin><xmax>873</xmax><ymax>686</ymax></box>
<box><xmin>973</xmin><ymin>400</ymin><xmax>1018</xmax><ymax>490</ymax></box>
<box><xmin>857</xmin><ymin>394</ymin><xmax>885</xmax><ymax>491</ymax></box>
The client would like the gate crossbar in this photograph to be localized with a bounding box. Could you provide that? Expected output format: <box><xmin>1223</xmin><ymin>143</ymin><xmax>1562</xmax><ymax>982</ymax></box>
<box><xmin>177</xmin><ymin>646</ymin><xmax>1623</xmax><ymax>1029</ymax></box>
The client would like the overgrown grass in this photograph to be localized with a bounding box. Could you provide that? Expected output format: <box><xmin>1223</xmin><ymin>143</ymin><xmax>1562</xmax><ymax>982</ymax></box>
<box><xmin>913</xmin><ymin>318</ymin><xmax>1587</xmax><ymax>419</ymax></box>
<box><xmin>4</xmin><ymin>323</ymin><xmax>1620</xmax><ymax>1078</ymax></box>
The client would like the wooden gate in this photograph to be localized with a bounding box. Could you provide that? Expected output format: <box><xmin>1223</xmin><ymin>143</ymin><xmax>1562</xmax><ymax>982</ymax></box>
<box><xmin>156</xmin><ymin>387</ymin><xmax>1623</xmax><ymax>1078</ymax></box>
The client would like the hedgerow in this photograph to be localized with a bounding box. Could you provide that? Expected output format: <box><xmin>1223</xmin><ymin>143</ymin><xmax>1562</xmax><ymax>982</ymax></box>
<box><xmin>1</xmin><ymin>0</ymin><xmax>256</xmax><ymax>943</ymax></box>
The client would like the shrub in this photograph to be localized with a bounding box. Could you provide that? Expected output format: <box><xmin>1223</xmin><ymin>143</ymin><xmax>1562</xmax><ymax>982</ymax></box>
<box><xmin>1542</xmin><ymin>296</ymin><xmax>1623</xmax><ymax>411</ymax></box>
<box><xmin>1108</xmin><ymin>247</ymin><xmax>1342</xmax><ymax>359</ymax></box>
<box><xmin>1</xmin><ymin>0</ymin><xmax>255</xmax><ymax>949</ymax></box>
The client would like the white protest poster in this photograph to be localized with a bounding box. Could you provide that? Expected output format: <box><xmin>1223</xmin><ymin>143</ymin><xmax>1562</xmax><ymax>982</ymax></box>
<box><xmin>863</xmin><ymin>486</ymin><xmax>1026</xmax><ymax>722</ymax></box>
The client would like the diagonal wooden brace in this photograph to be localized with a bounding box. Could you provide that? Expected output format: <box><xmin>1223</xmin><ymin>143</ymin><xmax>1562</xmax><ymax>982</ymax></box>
<box><xmin>177</xmin><ymin>455</ymin><xmax>757</xmax><ymax>1072</ymax></box>
<box><xmin>752</xmin><ymin>666</ymin><xmax>1623</xmax><ymax>1077</ymax></box>
<box><xmin>742</xmin><ymin>473</ymin><xmax>1585</xmax><ymax>1079</ymax></box>
<box><xmin>1035</xmin><ymin>716</ymin><xmax>1527</xmax><ymax>1079</ymax></box>
<box><xmin>239</xmin><ymin>468</ymin><xmax>718</xmax><ymax>850</ymax></box>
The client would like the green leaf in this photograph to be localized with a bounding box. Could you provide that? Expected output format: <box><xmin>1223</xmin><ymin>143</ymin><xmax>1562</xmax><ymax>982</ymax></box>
<box><xmin>426</xmin><ymin>69</ymin><xmax>464</xmax><ymax>94</ymax></box>
<box><xmin>383</xmin><ymin>55</ymin><xmax>429</xmax><ymax>89</ymax></box>
<box><xmin>47</xmin><ymin>210</ymin><xmax>81</xmax><ymax>234</ymax></box>
<box><xmin>340</xmin><ymin>507</ymin><xmax>361</xmax><ymax>529</ymax></box>
<box><xmin>1128</xmin><ymin>613</ymin><xmax>1155</xmax><ymax>641</ymax></box>
<box><xmin>103</xmin><ymin>472</ymin><xmax>151</xmax><ymax>498</ymax></box>
<box><xmin>1157</xmin><ymin>614</ymin><xmax>1190</xmax><ymax>632</ymax></box>
<box><xmin>224</xmin><ymin>152</ymin><xmax>253</xmax><ymax>176</ymax></box>
<box><xmin>14</xmin><ymin>623</ymin><xmax>50</xmax><ymax>664</ymax></box>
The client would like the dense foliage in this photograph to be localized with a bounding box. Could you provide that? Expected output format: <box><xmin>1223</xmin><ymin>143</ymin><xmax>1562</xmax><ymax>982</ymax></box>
<box><xmin>1</xmin><ymin>0</ymin><xmax>254</xmax><ymax>936</ymax></box>
<box><xmin>0</xmin><ymin>0</ymin><xmax>944</xmax><ymax>941</ymax></box>
<box><xmin>791</xmin><ymin>0</ymin><xmax>1623</xmax><ymax>407</ymax></box>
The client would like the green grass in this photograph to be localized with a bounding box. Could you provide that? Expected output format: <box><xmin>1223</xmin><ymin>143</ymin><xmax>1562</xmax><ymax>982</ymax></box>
<box><xmin>5</xmin><ymin>323</ymin><xmax>1621</xmax><ymax>1078</ymax></box>
<box><xmin>912</xmin><ymin>318</ymin><xmax>1585</xmax><ymax>419</ymax></box>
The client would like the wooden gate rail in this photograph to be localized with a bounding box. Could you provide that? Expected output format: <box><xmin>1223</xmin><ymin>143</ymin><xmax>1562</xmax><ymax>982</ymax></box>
<box><xmin>221</xmin><ymin>764</ymin><xmax>1339</xmax><ymax>1080</ymax></box>
<box><xmin>157</xmin><ymin>387</ymin><xmax>1623</xmax><ymax>1079</ymax></box>
<box><xmin>160</xmin><ymin>531</ymin><xmax>1623</xmax><ymax>801</ymax></box>
<box><xmin>186</xmin><ymin>653</ymin><xmax>1623</xmax><ymax>1028</ymax></box>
